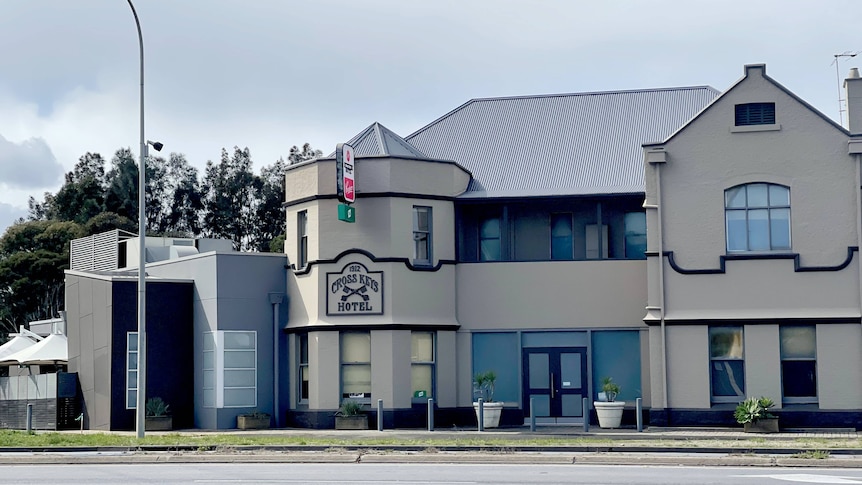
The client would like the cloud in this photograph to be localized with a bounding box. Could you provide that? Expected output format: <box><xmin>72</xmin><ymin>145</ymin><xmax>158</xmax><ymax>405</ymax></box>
<box><xmin>0</xmin><ymin>202</ymin><xmax>26</xmax><ymax>237</ymax></box>
<box><xmin>0</xmin><ymin>135</ymin><xmax>63</xmax><ymax>189</ymax></box>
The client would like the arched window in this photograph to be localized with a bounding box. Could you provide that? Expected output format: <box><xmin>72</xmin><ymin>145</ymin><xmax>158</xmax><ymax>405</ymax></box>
<box><xmin>725</xmin><ymin>183</ymin><xmax>790</xmax><ymax>252</ymax></box>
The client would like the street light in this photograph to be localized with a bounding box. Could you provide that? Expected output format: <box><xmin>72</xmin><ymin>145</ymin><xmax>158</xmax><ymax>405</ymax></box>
<box><xmin>127</xmin><ymin>0</ymin><xmax>162</xmax><ymax>439</ymax></box>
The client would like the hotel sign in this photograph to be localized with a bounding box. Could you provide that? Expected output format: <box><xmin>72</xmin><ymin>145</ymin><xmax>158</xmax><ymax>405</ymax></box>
<box><xmin>326</xmin><ymin>263</ymin><xmax>383</xmax><ymax>315</ymax></box>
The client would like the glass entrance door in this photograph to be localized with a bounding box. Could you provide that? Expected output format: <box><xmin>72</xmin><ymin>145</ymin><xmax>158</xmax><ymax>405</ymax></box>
<box><xmin>522</xmin><ymin>347</ymin><xmax>587</xmax><ymax>423</ymax></box>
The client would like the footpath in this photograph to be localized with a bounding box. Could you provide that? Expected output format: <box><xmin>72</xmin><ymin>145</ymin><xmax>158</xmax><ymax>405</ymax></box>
<box><xmin>1</xmin><ymin>426</ymin><xmax>861</xmax><ymax>467</ymax></box>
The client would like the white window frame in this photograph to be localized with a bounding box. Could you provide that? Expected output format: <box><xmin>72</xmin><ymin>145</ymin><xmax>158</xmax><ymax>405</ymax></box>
<box><xmin>413</xmin><ymin>206</ymin><xmax>433</xmax><ymax>266</ymax></box>
<box><xmin>725</xmin><ymin>183</ymin><xmax>791</xmax><ymax>253</ymax></box>
<box><xmin>202</xmin><ymin>330</ymin><xmax>257</xmax><ymax>408</ymax></box>
<box><xmin>126</xmin><ymin>332</ymin><xmax>138</xmax><ymax>409</ymax></box>
<box><xmin>297</xmin><ymin>210</ymin><xmax>308</xmax><ymax>269</ymax></box>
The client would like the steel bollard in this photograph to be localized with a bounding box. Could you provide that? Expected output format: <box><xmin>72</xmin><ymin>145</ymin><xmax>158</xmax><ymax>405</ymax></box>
<box><xmin>477</xmin><ymin>398</ymin><xmax>484</xmax><ymax>432</ymax></box>
<box><xmin>377</xmin><ymin>399</ymin><xmax>383</xmax><ymax>431</ymax></box>
<box><xmin>529</xmin><ymin>397</ymin><xmax>536</xmax><ymax>432</ymax></box>
<box><xmin>427</xmin><ymin>398</ymin><xmax>434</xmax><ymax>431</ymax></box>
<box><xmin>582</xmin><ymin>397</ymin><xmax>590</xmax><ymax>432</ymax></box>
<box><xmin>636</xmin><ymin>397</ymin><xmax>643</xmax><ymax>432</ymax></box>
<box><xmin>26</xmin><ymin>403</ymin><xmax>33</xmax><ymax>433</ymax></box>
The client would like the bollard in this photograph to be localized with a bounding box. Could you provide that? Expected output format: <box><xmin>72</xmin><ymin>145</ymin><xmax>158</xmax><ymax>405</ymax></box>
<box><xmin>427</xmin><ymin>398</ymin><xmax>434</xmax><ymax>432</ymax></box>
<box><xmin>477</xmin><ymin>398</ymin><xmax>484</xmax><ymax>432</ymax></box>
<box><xmin>26</xmin><ymin>403</ymin><xmax>33</xmax><ymax>433</ymax></box>
<box><xmin>636</xmin><ymin>397</ymin><xmax>643</xmax><ymax>432</ymax></box>
<box><xmin>529</xmin><ymin>397</ymin><xmax>536</xmax><ymax>432</ymax></box>
<box><xmin>377</xmin><ymin>399</ymin><xmax>383</xmax><ymax>431</ymax></box>
<box><xmin>582</xmin><ymin>397</ymin><xmax>590</xmax><ymax>432</ymax></box>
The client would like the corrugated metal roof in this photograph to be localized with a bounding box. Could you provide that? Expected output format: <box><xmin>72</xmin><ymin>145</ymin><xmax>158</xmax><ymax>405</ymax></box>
<box><xmin>327</xmin><ymin>122</ymin><xmax>428</xmax><ymax>159</ymax></box>
<box><xmin>406</xmin><ymin>87</ymin><xmax>719</xmax><ymax>197</ymax></box>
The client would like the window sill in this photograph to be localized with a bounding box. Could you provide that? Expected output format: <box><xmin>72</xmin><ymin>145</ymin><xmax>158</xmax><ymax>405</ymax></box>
<box><xmin>730</xmin><ymin>123</ymin><xmax>781</xmax><ymax>133</ymax></box>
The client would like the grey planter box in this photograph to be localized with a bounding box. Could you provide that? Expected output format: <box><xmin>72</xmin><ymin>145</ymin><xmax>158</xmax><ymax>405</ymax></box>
<box><xmin>145</xmin><ymin>416</ymin><xmax>172</xmax><ymax>431</ymax></box>
<box><xmin>744</xmin><ymin>418</ymin><xmax>779</xmax><ymax>433</ymax></box>
<box><xmin>237</xmin><ymin>415</ymin><xmax>271</xmax><ymax>430</ymax></box>
<box><xmin>335</xmin><ymin>415</ymin><xmax>368</xmax><ymax>430</ymax></box>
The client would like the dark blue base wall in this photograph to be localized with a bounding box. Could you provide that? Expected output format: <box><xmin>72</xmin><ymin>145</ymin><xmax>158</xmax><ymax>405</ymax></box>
<box><xmin>287</xmin><ymin>406</ymin><xmax>524</xmax><ymax>430</ymax></box>
<box><xmin>649</xmin><ymin>408</ymin><xmax>862</xmax><ymax>430</ymax></box>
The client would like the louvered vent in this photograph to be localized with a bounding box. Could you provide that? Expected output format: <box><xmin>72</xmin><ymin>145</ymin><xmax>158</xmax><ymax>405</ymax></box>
<box><xmin>735</xmin><ymin>102</ymin><xmax>776</xmax><ymax>126</ymax></box>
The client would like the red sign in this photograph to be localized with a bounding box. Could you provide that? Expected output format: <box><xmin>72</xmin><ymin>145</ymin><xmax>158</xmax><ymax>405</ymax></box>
<box><xmin>336</xmin><ymin>143</ymin><xmax>355</xmax><ymax>204</ymax></box>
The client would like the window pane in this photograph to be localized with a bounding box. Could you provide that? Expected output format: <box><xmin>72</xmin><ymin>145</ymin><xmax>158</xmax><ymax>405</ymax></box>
<box><xmin>203</xmin><ymin>389</ymin><xmax>215</xmax><ymax>408</ymax></box>
<box><xmin>782</xmin><ymin>361</ymin><xmax>817</xmax><ymax>397</ymax></box>
<box><xmin>128</xmin><ymin>352</ymin><xmax>137</xmax><ymax>371</ymax></box>
<box><xmin>411</xmin><ymin>364</ymin><xmax>432</xmax><ymax>397</ymax></box>
<box><xmin>224</xmin><ymin>332</ymin><xmax>255</xmax><ymax>350</ymax></box>
<box><xmin>341</xmin><ymin>333</ymin><xmax>371</xmax><ymax>362</ymax></box>
<box><xmin>224</xmin><ymin>369</ymin><xmax>256</xmax><ymax>387</ymax></box>
<box><xmin>203</xmin><ymin>351</ymin><xmax>214</xmax><ymax>369</ymax></box>
<box><xmin>725</xmin><ymin>186</ymin><xmax>746</xmax><ymax>208</ymax></box>
<box><xmin>342</xmin><ymin>364</ymin><xmax>371</xmax><ymax>395</ymax></box>
<box><xmin>299</xmin><ymin>335</ymin><xmax>309</xmax><ymax>364</ymax></box>
<box><xmin>480</xmin><ymin>218</ymin><xmax>500</xmax><ymax>238</ymax></box>
<box><xmin>128</xmin><ymin>333</ymin><xmax>138</xmax><ymax>351</ymax></box>
<box><xmin>203</xmin><ymin>369</ymin><xmax>214</xmax><ymax>388</ymax></box>
<box><xmin>411</xmin><ymin>332</ymin><xmax>434</xmax><ymax>362</ymax></box>
<box><xmin>480</xmin><ymin>239</ymin><xmax>501</xmax><ymax>261</ymax></box>
<box><xmin>551</xmin><ymin>237</ymin><xmax>573</xmax><ymax>260</ymax></box>
<box><xmin>711</xmin><ymin>360</ymin><xmax>745</xmax><ymax>397</ymax></box>
<box><xmin>780</xmin><ymin>326</ymin><xmax>816</xmax><ymax>359</ymax></box>
<box><xmin>414</xmin><ymin>207</ymin><xmax>429</xmax><ymax>231</ymax></box>
<box><xmin>301</xmin><ymin>366</ymin><xmax>309</xmax><ymax>400</ymax></box>
<box><xmin>770</xmin><ymin>208</ymin><xmax>790</xmax><ymax>249</ymax></box>
<box><xmin>551</xmin><ymin>214</ymin><xmax>572</xmax><ymax>237</ymax></box>
<box><xmin>726</xmin><ymin>210</ymin><xmax>747</xmax><ymax>251</ymax></box>
<box><xmin>710</xmin><ymin>327</ymin><xmax>743</xmax><ymax>359</ymax></box>
<box><xmin>128</xmin><ymin>370</ymin><xmax>137</xmax><ymax>386</ymax></box>
<box><xmin>127</xmin><ymin>390</ymin><xmax>136</xmax><ymax>408</ymax></box>
<box><xmin>747</xmin><ymin>184</ymin><xmax>768</xmax><ymax>207</ymax></box>
<box><xmin>769</xmin><ymin>185</ymin><xmax>789</xmax><ymax>206</ymax></box>
<box><xmin>624</xmin><ymin>212</ymin><xmax>647</xmax><ymax>259</ymax></box>
<box><xmin>414</xmin><ymin>234</ymin><xmax>429</xmax><ymax>261</ymax></box>
<box><xmin>224</xmin><ymin>350</ymin><xmax>256</xmax><ymax>368</ymax></box>
<box><xmin>224</xmin><ymin>388</ymin><xmax>255</xmax><ymax>407</ymax></box>
<box><xmin>747</xmin><ymin>209</ymin><xmax>769</xmax><ymax>250</ymax></box>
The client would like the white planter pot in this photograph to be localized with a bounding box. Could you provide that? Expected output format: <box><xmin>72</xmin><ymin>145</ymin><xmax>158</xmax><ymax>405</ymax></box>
<box><xmin>593</xmin><ymin>401</ymin><xmax>625</xmax><ymax>429</ymax></box>
<box><xmin>473</xmin><ymin>402</ymin><xmax>503</xmax><ymax>428</ymax></box>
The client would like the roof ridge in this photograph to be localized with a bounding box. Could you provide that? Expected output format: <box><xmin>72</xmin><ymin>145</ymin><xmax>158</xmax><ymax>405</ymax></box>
<box><xmin>467</xmin><ymin>85</ymin><xmax>719</xmax><ymax>103</ymax></box>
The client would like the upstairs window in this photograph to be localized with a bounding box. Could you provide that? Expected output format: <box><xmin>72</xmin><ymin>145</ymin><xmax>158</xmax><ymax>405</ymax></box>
<box><xmin>479</xmin><ymin>216</ymin><xmax>502</xmax><ymax>261</ymax></box>
<box><xmin>297</xmin><ymin>210</ymin><xmax>308</xmax><ymax>268</ymax></box>
<box><xmin>413</xmin><ymin>206</ymin><xmax>432</xmax><ymax>265</ymax></box>
<box><xmin>735</xmin><ymin>103</ymin><xmax>775</xmax><ymax>126</ymax></box>
<box><xmin>550</xmin><ymin>213</ymin><xmax>574</xmax><ymax>260</ymax></box>
<box><xmin>725</xmin><ymin>183</ymin><xmax>790</xmax><ymax>252</ymax></box>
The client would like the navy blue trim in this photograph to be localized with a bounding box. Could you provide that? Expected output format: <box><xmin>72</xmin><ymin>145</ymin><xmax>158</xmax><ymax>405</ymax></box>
<box><xmin>293</xmin><ymin>248</ymin><xmax>457</xmax><ymax>276</ymax></box>
<box><xmin>644</xmin><ymin>316</ymin><xmax>861</xmax><ymax>326</ymax></box>
<box><xmin>654</xmin><ymin>248</ymin><xmax>858</xmax><ymax>275</ymax></box>
<box><xmin>284</xmin><ymin>192</ymin><xmax>458</xmax><ymax>209</ymax></box>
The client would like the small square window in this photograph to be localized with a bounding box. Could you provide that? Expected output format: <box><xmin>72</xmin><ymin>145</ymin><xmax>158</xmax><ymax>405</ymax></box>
<box><xmin>735</xmin><ymin>103</ymin><xmax>776</xmax><ymax>126</ymax></box>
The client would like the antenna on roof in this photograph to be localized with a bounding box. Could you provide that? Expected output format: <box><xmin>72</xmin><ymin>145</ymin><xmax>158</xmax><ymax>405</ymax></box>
<box><xmin>833</xmin><ymin>51</ymin><xmax>860</xmax><ymax>127</ymax></box>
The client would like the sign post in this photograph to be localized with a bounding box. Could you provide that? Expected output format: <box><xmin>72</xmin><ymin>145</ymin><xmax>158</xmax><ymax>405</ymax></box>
<box><xmin>336</xmin><ymin>142</ymin><xmax>356</xmax><ymax>223</ymax></box>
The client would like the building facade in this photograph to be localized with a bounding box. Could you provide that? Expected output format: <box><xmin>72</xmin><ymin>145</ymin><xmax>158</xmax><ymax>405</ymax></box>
<box><xmin>63</xmin><ymin>64</ymin><xmax>862</xmax><ymax>430</ymax></box>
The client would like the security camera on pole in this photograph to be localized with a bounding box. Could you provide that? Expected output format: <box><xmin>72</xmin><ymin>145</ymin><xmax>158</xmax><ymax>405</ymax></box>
<box><xmin>336</xmin><ymin>143</ymin><xmax>356</xmax><ymax>222</ymax></box>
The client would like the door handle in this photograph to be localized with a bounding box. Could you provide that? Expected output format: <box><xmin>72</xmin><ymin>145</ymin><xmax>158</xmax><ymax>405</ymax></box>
<box><xmin>550</xmin><ymin>373</ymin><xmax>555</xmax><ymax>399</ymax></box>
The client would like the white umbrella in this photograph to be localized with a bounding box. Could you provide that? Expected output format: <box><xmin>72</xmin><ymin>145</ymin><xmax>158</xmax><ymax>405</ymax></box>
<box><xmin>0</xmin><ymin>333</ymin><xmax>68</xmax><ymax>365</ymax></box>
<box><xmin>0</xmin><ymin>334</ymin><xmax>39</xmax><ymax>361</ymax></box>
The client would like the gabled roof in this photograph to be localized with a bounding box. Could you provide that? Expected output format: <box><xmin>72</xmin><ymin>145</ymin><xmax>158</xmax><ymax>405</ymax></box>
<box><xmin>406</xmin><ymin>87</ymin><xmax>719</xmax><ymax>198</ymax></box>
<box><xmin>648</xmin><ymin>64</ymin><xmax>850</xmax><ymax>147</ymax></box>
<box><xmin>326</xmin><ymin>122</ymin><xmax>428</xmax><ymax>159</ymax></box>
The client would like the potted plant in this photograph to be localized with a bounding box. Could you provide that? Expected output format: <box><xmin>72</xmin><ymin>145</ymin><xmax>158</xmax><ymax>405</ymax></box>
<box><xmin>472</xmin><ymin>370</ymin><xmax>503</xmax><ymax>428</ymax></box>
<box><xmin>593</xmin><ymin>377</ymin><xmax>625</xmax><ymax>429</ymax></box>
<box><xmin>735</xmin><ymin>396</ymin><xmax>779</xmax><ymax>433</ymax></box>
<box><xmin>334</xmin><ymin>399</ymin><xmax>368</xmax><ymax>430</ymax></box>
<box><xmin>237</xmin><ymin>410</ymin><xmax>271</xmax><ymax>430</ymax></box>
<box><xmin>144</xmin><ymin>397</ymin><xmax>172</xmax><ymax>431</ymax></box>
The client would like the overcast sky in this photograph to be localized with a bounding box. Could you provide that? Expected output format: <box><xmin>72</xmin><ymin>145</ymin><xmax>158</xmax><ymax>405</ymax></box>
<box><xmin>1</xmin><ymin>0</ymin><xmax>860</xmax><ymax>236</ymax></box>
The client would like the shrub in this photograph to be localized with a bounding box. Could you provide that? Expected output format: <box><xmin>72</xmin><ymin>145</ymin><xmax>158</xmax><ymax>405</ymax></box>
<box><xmin>734</xmin><ymin>396</ymin><xmax>776</xmax><ymax>424</ymax></box>
<box><xmin>145</xmin><ymin>397</ymin><xmax>170</xmax><ymax>417</ymax></box>
<box><xmin>601</xmin><ymin>377</ymin><xmax>621</xmax><ymax>402</ymax></box>
<box><xmin>473</xmin><ymin>370</ymin><xmax>497</xmax><ymax>402</ymax></box>
<box><xmin>337</xmin><ymin>399</ymin><xmax>364</xmax><ymax>416</ymax></box>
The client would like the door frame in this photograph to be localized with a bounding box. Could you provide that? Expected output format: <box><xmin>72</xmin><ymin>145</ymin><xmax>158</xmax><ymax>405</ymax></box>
<box><xmin>522</xmin><ymin>346</ymin><xmax>588</xmax><ymax>424</ymax></box>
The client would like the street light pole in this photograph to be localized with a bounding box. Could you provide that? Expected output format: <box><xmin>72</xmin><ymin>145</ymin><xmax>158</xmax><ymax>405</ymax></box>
<box><xmin>127</xmin><ymin>0</ymin><xmax>162</xmax><ymax>439</ymax></box>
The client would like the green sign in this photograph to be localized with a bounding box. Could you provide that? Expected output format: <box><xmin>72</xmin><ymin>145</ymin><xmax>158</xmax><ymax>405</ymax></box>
<box><xmin>338</xmin><ymin>204</ymin><xmax>355</xmax><ymax>223</ymax></box>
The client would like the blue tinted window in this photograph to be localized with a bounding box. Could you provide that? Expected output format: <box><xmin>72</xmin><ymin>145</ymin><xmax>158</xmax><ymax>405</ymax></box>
<box><xmin>725</xmin><ymin>183</ymin><xmax>790</xmax><ymax>252</ymax></box>
<box><xmin>472</xmin><ymin>332</ymin><xmax>519</xmax><ymax>402</ymax></box>
<box><xmin>591</xmin><ymin>331</ymin><xmax>641</xmax><ymax>402</ymax></box>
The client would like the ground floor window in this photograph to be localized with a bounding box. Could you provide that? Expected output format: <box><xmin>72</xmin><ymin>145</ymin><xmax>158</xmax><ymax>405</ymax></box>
<box><xmin>411</xmin><ymin>331</ymin><xmax>435</xmax><ymax>401</ymax></box>
<box><xmin>709</xmin><ymin>326</ymin><xmax>745</xmax><ymax>403</ymax></box>
<box><xmin>298</xmin><ymin>334</ymin><xmax>309</xmax><ymax>402</ymax></box>
<box><xmin>341</xmin><ymin>332</ymin><xmax>371</xmax><ymax>402</ymax></box>
<box><xmin>780</xmin><ymin>325</ymin><xmax>817</xmax><ymax>404</ymax></box>
<box><xmin>202</xmin><ymin>331</ymin><xmax>257</xmax><ymax>408</ymax></box>
<box><xmin>126</xmin><ymin>332</ymin><xmax>138</xmax><ymax>409</ymax></box>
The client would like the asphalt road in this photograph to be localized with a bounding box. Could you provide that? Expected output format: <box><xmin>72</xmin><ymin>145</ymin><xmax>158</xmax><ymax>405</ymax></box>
<box><xmin>4</xmin><ymin>463</ymin><xmax>862</xmax><ymax>484</ymax></box>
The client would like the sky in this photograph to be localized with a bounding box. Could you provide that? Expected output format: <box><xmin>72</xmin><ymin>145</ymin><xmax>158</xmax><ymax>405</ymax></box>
<box><xmin>1</xmin><ymin>0</ymin><xmax>861</xmax><ymax>236</ymax></box>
